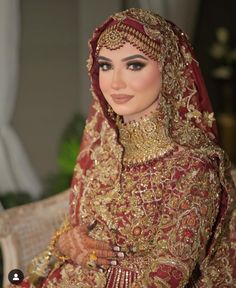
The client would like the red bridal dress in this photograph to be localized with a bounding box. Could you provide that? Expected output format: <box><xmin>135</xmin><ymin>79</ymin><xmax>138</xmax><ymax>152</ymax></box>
<box><xmin>8</xmin><ymin>8</ymin><xmax>236</xmax><ymax>288</ymax></box>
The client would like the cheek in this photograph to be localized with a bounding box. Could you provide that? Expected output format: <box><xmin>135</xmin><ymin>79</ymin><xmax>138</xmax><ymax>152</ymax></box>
<box><xmin>129</xmin><ymin>68</ymin><xmax>161</xmax><ymax>93</ymax></box>
<box><xmin>99</xmin><ymin>73</ymin><xmax>110</xmax><ymax>95</ymax></box>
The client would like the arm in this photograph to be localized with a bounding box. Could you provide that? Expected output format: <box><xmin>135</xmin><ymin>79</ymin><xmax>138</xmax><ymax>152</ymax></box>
<box><xmin>132</xmin><ymin>158</ymin><xmax>221</xmax><ymax>287</ymax></box>
<box><xmin>27</xmin><ymin>219</ymin><xmax>116</xmax><ymax>287</ymax></box>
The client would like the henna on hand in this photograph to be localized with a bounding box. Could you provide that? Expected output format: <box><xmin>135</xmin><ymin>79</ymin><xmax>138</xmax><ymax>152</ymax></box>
<box><xmin>56</xmin><ymin>222</ymin><xmax>120</xmax><ymax>269</ymax></box>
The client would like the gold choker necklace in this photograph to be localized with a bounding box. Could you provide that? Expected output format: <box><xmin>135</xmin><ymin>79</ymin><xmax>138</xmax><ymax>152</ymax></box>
<box><xmin>117</xmin><ymin>112</ymin><xmax>176</xmax><ymax>165</ymax></box>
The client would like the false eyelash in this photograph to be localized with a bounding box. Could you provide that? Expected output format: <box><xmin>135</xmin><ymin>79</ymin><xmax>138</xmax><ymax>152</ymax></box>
<box><xmin>98</xmin><ymin>62</ymin><xmax>112</xmax><ymax>71</ymax></box>
<box><xmin>126</xmin><ymin>61</ymin><xmax>146</xmax><ymax>70</ymax></box>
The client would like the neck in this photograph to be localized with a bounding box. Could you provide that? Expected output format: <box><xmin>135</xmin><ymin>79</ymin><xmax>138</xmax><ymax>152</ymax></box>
<box><xmin>123</xmin><ymin>99</ymin><xmax>158</xmax><ymax>123</ymax></box>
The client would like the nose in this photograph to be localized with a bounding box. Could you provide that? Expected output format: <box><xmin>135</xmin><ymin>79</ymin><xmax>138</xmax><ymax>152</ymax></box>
<box><xmin>111</xmin><ymin>69</ymin><xmax>126</xmax><ymax>90</ymax></box>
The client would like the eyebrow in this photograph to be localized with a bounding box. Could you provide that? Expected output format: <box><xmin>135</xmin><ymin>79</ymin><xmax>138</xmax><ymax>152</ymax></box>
<box><xmin>97</xmin><ymin>54</ymin><xmax>148</xmax><ymax>62</ymax></box>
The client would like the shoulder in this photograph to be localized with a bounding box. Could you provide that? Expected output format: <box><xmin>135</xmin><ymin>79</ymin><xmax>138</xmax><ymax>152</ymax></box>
<box><xmin>160</xmin><ymin>146</ymin><xmax>220</xmax><ymax>196</ymax></box>
<box><xmin>168</xmin><ymin>146</ymin><xmax>218</xmax><ymax>173</ymax></box>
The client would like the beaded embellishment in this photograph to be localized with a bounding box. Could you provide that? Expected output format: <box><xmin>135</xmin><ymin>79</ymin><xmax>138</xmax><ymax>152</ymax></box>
<box><xmin>96</xmin><ymin>22</ymin><xmax>162</xmax><ymax>62</ymax></box>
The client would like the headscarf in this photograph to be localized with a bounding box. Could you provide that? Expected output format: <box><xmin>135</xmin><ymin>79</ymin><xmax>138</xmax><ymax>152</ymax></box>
<box><xmin>69</xmin><ymin>8</ymin><xmax>235</xmax><ymax>262</ymax></box>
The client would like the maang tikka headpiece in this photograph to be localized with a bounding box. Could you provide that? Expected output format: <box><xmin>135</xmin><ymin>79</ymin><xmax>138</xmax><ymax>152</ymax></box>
<box><xmin>96</xmin><ymin>11</ymin><xmax>163</xmax><ymax>62</ymax></box>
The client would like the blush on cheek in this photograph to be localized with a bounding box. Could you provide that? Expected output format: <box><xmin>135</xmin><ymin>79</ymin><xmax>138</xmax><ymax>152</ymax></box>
<box><xmin>130</xmin><ymin>69</ymin><xmax>161</xmax><ymax>93</ymax></box>
<box><xmin>99</xmin><ymin>76</ymin><xmax>109</xmax><ymax>97</ymax></box>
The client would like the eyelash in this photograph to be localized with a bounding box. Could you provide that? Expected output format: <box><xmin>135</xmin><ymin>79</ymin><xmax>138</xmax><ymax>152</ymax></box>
<box><xmin>98</xmin><ymin>61</ymin><xmax>146</xmax><ymax>71</ymax></box>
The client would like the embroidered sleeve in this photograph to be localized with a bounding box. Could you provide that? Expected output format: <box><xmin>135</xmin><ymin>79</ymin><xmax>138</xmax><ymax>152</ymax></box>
<box><xmin>25</xmin><ymin>217</ymin><xmax>71</xmax><ymax>287</ymax></box>
<box><xmin>133</xmin><ymin>158</ymin><xmax>221</xmax><ymax>288</ymax></box>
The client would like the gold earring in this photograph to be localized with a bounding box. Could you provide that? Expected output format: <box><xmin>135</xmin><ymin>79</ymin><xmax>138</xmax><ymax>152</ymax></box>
<box><xmin>107</xmin><ymin>105</ymin><xmax>122</xmax><ymax>124</ymax></box>
<box><xmin>108</xmin><ymin>105</ymin><xmax>113</xmax><ymax>115</ymax></box>
<box><xmin>108</xmin><ymin>105</ymin><xmax>116</xmax><ymax>120</ymax></box>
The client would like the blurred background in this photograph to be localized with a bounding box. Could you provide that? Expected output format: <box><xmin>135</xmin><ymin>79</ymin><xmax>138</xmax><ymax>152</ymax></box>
<box><xmin>0</xmin><ymin>0</ymin><xmax>236</xmax><ymax>208</ymax></box>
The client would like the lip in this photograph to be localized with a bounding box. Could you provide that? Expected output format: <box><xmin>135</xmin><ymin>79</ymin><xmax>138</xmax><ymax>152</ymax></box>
<box><xmin>111</xmin><ymin>94</ymin><xmax>134</xmax><ymax>104</ymax></box>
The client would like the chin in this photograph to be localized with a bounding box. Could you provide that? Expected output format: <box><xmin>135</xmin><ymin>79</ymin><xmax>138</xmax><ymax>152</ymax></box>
<box><xmin>112</xmin><ymin>106</ymin><xmax>137</xmax><ymax>117</ymax></box>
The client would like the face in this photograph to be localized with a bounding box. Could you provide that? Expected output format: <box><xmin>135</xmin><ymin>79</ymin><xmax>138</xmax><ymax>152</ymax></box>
<box><xmin>98</xmin><ymin>42</ymin><xmax>162</xmax><ymax>122</ymax></box>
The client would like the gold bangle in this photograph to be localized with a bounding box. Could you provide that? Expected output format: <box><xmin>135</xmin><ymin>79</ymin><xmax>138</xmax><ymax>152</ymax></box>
<box><xmin>48</xmin><ymin>219</ymin><xmax>71</xmax><ymax>262</ymax></box>
<box><xmin>27</xmin><ymin>220</ymin><xmax>71</xmax><ymax>286</ymax></box>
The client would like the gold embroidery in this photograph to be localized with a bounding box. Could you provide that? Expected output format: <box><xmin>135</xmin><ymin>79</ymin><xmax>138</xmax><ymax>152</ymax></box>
<box><xmin>72</xmin><ymin>136</ymin><xmax>225</xmax><ymax>284</ymax></box>
<box><xmin>203</xmin><ymin>111</ymin><xmax>215</xmax><ymax>128</ymax></box>
<box><xmin>113</xmin><ymin>8</ymin><xmax>161</xmax><ymax>27</ymax></box>
<box><xmin>199</xmin><ymin>240</ymin><xmax>234</xmax><ymax>287</ymax></box>
<box><xmin>144</xmin><ymin>26</ymin><xmax>163</xmax><ymax>41</ymax></box>
<box><xmin>181</xmin><ymin>45</ymin><xmax>194</xmax><ymax>65</ymax></box>
<box><xmin>70</xmin><ymin>97</ymin><xmax>234</xmax><ymax>287</ymax></box>
<box><xmin>86</xmin><ymin>54</ymin><xmax>93</xmax><ymax>72</ymax></box>
<box><xmin>42</xmin><ymin>263</ymin><xmax>107</xmax><ymax>288</ymax></box>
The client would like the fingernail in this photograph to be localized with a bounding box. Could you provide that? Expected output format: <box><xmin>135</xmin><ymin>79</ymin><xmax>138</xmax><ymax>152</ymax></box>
<box><xmin>96</xmin><ymin>264</ymin><xmax>106</xmax><ymax>273</ymax></box>
<box><xmin>113</xmin><ymin>246</ymin><xmax>121</xmax><ymax>252</ymax></box>
<box><xmin>87</xmin><ymin>220</ymin><xmax>97</xmax><ymax>231</ymax></box>
<box><xmin>117</xmin><ymin>252</ymin><xmax>124</xmax><ymax>258</ymax></box>
<box><xmin>110</xmin><ymin>260</ymin><xmax>117</xmax><ymax>266</ymax></box>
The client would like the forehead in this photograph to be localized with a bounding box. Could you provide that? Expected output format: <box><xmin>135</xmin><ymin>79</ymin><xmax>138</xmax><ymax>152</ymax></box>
<box><xmin>98</xmin><ymin>42</ymin><xmax>150</xmax><ymax>60</ymax></box>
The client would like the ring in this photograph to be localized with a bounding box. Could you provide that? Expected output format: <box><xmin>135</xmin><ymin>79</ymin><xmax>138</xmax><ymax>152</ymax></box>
<box><xmin>87</xmin><ymin>251</ymin><xmax>97</xmax><ymax>269</ymax></box>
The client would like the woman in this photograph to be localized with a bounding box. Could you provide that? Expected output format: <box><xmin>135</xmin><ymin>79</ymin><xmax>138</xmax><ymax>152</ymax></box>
<box><xmin>10</xmin><ymin>8</ymin><xmax>236</xmax><ymax>288</ymax></box>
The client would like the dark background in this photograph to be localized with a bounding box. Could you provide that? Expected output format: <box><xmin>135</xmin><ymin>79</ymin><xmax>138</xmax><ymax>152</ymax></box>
<box><xmin>194</xmin><ymin>0</ymin><xmax>236</xmax><ymax>163</ymax></box>
<box><xmin>194</xmin><ymin>0</ymin><xmax>236</xmax><ymax>114</ymax></box>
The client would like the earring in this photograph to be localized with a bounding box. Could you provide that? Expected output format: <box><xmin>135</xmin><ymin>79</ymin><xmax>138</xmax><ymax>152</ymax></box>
<box><xmin>108</xmin><ymin>105</ymin><xmax>113</xmax><ymax>115</ymax></box>
<box><xmin>107</xmin><ymin>104</ymin><xmax>122</xmax><ymax>124</ymax></box>
<box><xmin>108</xmin><ymin>105</ymin><xmax>116</xmax><ymax>121</ymax></box>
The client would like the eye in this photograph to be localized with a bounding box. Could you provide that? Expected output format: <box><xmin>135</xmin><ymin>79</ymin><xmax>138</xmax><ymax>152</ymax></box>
<box><xmin>98</xmin><ymin>62</ymin><xmax>112</xmax><ymax>71</ymax></box>
<box><xmin>127</xmin><ymin>61</ymin><xmax>146</xmax><ymax>71</ymax></box>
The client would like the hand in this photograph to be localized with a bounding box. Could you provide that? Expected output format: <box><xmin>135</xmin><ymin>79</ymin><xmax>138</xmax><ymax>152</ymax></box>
<box><xmin>131</xmin><ymin>282</ymin><xmax>142</xmax><ymax>288</ymax></box>
<box><xmin>56</xmin><ymin>221</ymin><xmax>122</xmax><ymax>269</ymax></box>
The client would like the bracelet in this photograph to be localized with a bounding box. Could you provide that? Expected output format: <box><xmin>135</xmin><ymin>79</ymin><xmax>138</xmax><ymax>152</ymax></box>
<box><xmin>48</xmin><ymin>219</ymin><xmax>71</xmax><ymax>262</ymax></box>
<box><xmin>27</xmin><ymin>219</ymin><xmax>72</xmax><ymax>286</ymax></box>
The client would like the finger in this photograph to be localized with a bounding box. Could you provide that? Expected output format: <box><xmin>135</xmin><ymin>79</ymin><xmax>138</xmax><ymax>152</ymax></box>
<box><xmin>92</xmin><ymin>249</ymin><xmax>116</xmax><ymax>259</ymax></box>
<box><xmin>58</xmin><ymin>231</ymin><xmax>74</xmax><ymax>256</ymax></box>
<box><xmin>75</xmin><ymin>223</ymin><xmax>89</xmax><ymax>235</ymax></box>
<box><xmin>70</xmin><ymin>230</ymin><xmax>86</xmax><ymax>258</ymax></box>
<box><xmin>75</xmin><ymin>250</ymin><xmax>89</xmax><ymax>267</ymax></box>
<box><xmin>85</xmin><ymin>237</ymin><xmax>111</xmax><ymax>250</ymax></box>
<box><xmin>70</xmin><ymin>246</ymin><xmax>78</xmax><ymax>260</ymax></box>
<box><xmin>96</xmin><ymin>264</ymin><xmax>107</xmax><ymax>273</ymax></box>
<box><xmin>87</xmin><ymin>220</ymin><xmax>97</xmax><ymax>231</ymax></box>
<box><xmin>96</xmin><ymin>258</ymin><xmax>118</xmax><ymax>267</ymax></box>
<box><xmin>96</xmin><ymin>258</ymin><xmax>111</xmax><ymax>266</ymax></box>
<box><xmin>75</xmin><ymin>220</ymin><xmax>97</xmax><ymax>234</ymax></box>
<box><xmin>71</xmin><ymin>229</ymin><xmax>80</xmax><ymax>250</ymax></box>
